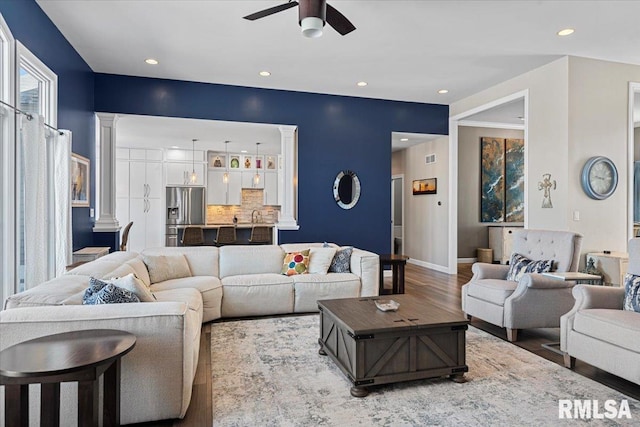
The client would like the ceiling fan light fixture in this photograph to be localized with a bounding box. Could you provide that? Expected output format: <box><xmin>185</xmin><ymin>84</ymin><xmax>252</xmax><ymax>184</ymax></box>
<box><xmin>301</xmin><ymin>17</ymin><xmax>324</xmax><ymax>38</ymax></box>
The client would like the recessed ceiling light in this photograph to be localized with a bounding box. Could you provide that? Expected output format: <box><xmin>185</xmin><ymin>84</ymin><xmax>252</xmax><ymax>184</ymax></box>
<box><xmin>357</xmin><ymin>81</ymin><xmax>368</xmax><ymax>87</ymax></box>
<box><xmin>259</xmin><ymin>71</ymin><xmax>271</xmax><ymax>77</ymax></box>
<box><xmin>437</xmin><ymin>89</ymin><xmax>449</xmax><ymax>94</ymax></box>
<box><xmin>241</xmin><ymin>150</ymin><xmax>248</xmax><ymax>153</ymax></box>
<box><xmin>144</xmin><ymin>58</ymin><xmax>159</xmax><ymax>65</ymax></box>
<box><xmin>557</xmin><ymin>28</ymin><xmax>575</xmax><ymax>36</ymax></box>
<box><xmin>170</xmin><ymin>145</ymin><xmax>179</xmax><ymax>148</ymax></box>
<box><xmin>400</xmin><ymin>138</ymin><xmax>409</xmax><ymax>142</ymax></box>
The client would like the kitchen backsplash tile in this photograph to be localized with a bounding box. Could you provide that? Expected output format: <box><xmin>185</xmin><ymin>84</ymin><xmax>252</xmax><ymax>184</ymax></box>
<box><xmin>207</xmin><ymin>189</ymin><xmax>279</xmax><ymax>224</ymax></box>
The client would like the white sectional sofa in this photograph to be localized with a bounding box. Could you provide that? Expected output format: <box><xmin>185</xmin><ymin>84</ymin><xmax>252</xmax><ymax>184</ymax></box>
<box><xmin>0</xmin><ymin>243</ymin><xmax>378</xmax><ymax>425</ymax></box>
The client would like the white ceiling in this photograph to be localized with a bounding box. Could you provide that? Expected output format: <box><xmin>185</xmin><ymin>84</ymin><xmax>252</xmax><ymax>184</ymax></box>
<box><xmin>464</xmin><ymin>98</ymin><xmax>525</xmax><ymax>125</ymax></box>
<box><xmin>36</xmin><ymin>0</ymin><xmax>640</xmax><ymax>105</ymax></box>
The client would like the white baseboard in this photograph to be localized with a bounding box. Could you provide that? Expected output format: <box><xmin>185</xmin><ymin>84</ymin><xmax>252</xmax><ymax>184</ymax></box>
<box><xmin>407</xmin><ymin>258</ymin><xmax>449</xmax><ymax>274</ymax></box>
<box><xmin>458</xmin><ymin>258</ymin><xmax>477</xmax><ymax>264</ymax></box>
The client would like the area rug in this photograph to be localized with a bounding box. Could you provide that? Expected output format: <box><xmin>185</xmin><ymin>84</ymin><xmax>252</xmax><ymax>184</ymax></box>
<box><xmin>211</xmin><ymin>315</ymin><xmax>639</xmax><ymax>426</ymax></box>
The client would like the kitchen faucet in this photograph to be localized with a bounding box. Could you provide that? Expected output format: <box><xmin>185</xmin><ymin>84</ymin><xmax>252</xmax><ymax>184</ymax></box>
<box><xmin>251</xmin><ymin>210</ymin><xmax>262</xmax><ymax>223</ymax></box>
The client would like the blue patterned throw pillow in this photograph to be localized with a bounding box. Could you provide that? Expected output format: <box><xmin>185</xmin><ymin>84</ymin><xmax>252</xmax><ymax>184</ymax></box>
<box><xmin>506</xmin><ymin>253</ymin><xmax>553</xmax><ymax>282</ymax></box>
<box><xmin>328</xmin><ymin>247</ymin><xmax>353</xmax><ymax>273</ymax></box>
<box><xmin>83</xmin><ymin>277</ymin><xmax>140</xmax><ymax>305</ymax></box>
<box><xmin>623</xmin><ymin>273</ymin><xmax>640</xmax><ymax>313</ymax></box>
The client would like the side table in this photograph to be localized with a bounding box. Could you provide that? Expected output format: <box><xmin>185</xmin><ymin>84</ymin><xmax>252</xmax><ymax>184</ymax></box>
<box><xmin>0</xmin><ymin>329</ymin><xmax>136</xmax><ymax>427</ymax></box>
<box><xmin>379</xmin><ymin>254</ymin><xmax>410</xmax><ymax>295</ymax></box>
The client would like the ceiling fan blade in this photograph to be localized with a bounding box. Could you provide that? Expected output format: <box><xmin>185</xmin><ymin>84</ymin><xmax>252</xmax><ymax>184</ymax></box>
<box><xmin>243</xmin><ymin>1</ymin><xmax>299</xmax><ymax>21</ymax></box>
<box><xmin>325</xmin><ymin>3</ymin><xmax>355</xmax><ymax>35</ymax></box>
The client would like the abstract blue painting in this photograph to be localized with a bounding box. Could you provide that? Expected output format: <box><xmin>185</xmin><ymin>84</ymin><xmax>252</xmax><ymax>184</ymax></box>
<box><xmin>481</xmin><ymin>137</ymin><xmax>525</xmax><ymax>223</ymax></box>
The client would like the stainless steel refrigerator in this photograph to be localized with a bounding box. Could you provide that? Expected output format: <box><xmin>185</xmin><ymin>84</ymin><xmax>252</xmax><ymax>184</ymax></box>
<box><xmin>166</xmin><ymin>186</ymin><xmax>206</xmax><ymax>246</ymax></box>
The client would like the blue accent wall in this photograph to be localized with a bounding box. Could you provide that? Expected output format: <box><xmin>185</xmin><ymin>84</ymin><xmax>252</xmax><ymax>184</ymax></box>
<box><xmin>95</xmin><ymin>74</ymin><xmax>448</xmax><ymax>254</ymax></box>
<box><xmin>0</xmin><ymin>0</ymin><xmax>95</xmax><ymax>250</ymax></box>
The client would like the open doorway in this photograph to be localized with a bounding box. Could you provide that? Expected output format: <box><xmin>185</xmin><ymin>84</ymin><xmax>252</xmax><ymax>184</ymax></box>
<box><xmin>448</xmin><ymin>90</ymin><xmax>529</xmax><ymax>273</ymax></box>
<box><xmin>391</xmin><ymin>175</ymin><xmax>403</xmax><ymax>254</ymax></box>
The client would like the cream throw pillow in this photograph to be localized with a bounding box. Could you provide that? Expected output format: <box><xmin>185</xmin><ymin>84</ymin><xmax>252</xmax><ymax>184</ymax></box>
<box><xmin>308</xmin><ymin>247</ymin><xmax>338</xmax><ymax>275</ymax></box>
<box><xmin>142</xmin><ymin>254</ymin><xmax>192</xmax><ymax>284</ymax></box>
<box><xmin>110</xmin><ymin>273</ymin><xmax>156</xmax><ymax>302</ymax></box>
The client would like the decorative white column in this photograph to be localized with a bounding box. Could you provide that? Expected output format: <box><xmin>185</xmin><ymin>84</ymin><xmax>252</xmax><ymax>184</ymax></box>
<box><xmin>277</xmin><ymin>125</ymin><xmax>299</xmax><ymax>230</ymax></box>
<box><xmin>93</xmin><ymin>113</ymin><xmax>121</xmax><ymax>232</ymax></box>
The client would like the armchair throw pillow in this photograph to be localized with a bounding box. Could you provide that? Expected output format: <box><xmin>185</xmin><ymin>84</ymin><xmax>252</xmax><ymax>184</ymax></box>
<box><xmin>281</xmin><ymin>249</ymin><xmax>310</xmax><ymax>276</ymax></box>
<box><xmin>506</xmin><ymin>253</ymin><xmax>553</xmax><ymax>282</ymax></box>
<box><xmin>142</xmin><ymin>254</ymin><xmax>192</xmax><ymax>283</ymax></box>
<box><xmin>110</xmin><ymin>273</ymin><xmax>157</xmax><ymax>302</ymax></box>
<box><xmin>623</xmin><ymin>273</ymin><xmax>640</xmax><ymax>313</ymax></box>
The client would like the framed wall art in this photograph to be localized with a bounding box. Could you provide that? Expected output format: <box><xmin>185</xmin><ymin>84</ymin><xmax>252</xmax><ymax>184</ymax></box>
<box><xmin>71</xmin><ymin>153</ymin><xmax>90</xmax><ymax>207</ymax></box>
<box><xmin>480</xmin><ymin>137</ymin><xmax>524</xmax><ymax>222</ymax></box>
<box><xmin>412</xmin><ymin>178</ymin><xmax>437</xmax><ymax>195</ymax></box>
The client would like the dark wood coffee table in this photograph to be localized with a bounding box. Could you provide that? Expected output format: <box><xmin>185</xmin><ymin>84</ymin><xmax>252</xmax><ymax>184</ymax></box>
<box><xmin>0</xmin><ymin>329</ymin><xmax>136</xmax><ymax>427</ymax></box>
<box><xmin>318</xmin><ymin>295</ymin><xmax>468</xmax><ymax>397</ymax></box>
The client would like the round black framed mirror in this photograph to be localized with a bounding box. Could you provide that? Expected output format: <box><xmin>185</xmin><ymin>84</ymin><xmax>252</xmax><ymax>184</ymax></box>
<box><xmin>333</xmin><ymin>170</ymin><xmax>361</xmax><ymax>210</ymax></box>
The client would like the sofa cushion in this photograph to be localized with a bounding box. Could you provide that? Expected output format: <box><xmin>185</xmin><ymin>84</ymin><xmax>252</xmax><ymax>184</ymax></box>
<box><xmin>466</xmin><ymin>279</ymin><xmax>518</xmax><ymax>306</ymax></box>
<box><xmin>506</xmin><ymin>253</ymin><xmax>553</xmax><ymax>281</ymax></box>
<box><xmin>281</xmin><ymin>250</ymin><xmax>310</xmax><ymax>276</ymax></box>
<box><xmin>150</xmin><ymin>276</ymin><xmax>222</xmax><ymax>322</ymax></box>
<box><xmin>219</xmin><ymin>245</ymin><xmax>285</xmax><ymax>277</ymax></box>
<box><xmin>623</xmin><ymin>273</ymin><xmax>640</xmax><ymax>313</ymax></box>
<box><xmin>329</xmin><ymin>247</ymin><xmax>353</xmax><ymax>273</ymax></box>
<box><xmin>3</xmin><ymin>275</ymin><xmax>90</xmax><ymax>309</ymax></box>
<box><xmin>221</xmin><ymin>274</ymin><xmax>294</xmax><ymax>317</ymax></box>
<box><xmin>142</xmin><ymin>254</ymin><xmax>192</xmax><ymax>284</ymax></box>
<box><xmin>142</xmin><ymin>247</ymin><xmax>219</xmax><ymax>277</ymax></box>
<box><xmin>293</xmin><ymin>273</ymin><xmax>361</xmax><ymax>312</ymax></box>
<box><xmin>106</xmin><ymin>258</ymin><xmax>151</xmax><ymax>287</ymax></box>
<box><xmin>573</xmin><ymin>309</ymin><xmax>640</xmax><ymax>353</ymax></box>
<box><xmin>308</xmin><ymin>247</ymin><xmax>337</xmax><ymax>275</ymax></box>
<box><xmin>153</xmin><ymin>287</ymin><xmax>203</xmax><ymax>315</ymax></box>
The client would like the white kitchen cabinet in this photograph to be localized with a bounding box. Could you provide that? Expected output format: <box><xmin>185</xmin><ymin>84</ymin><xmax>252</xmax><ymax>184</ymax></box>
<box><xmin>165</xmin><ymin>149</ymin><xmax>205</xmax><ymax>162</ymax></box>
<box><xmin>166</xmin><ymin>162</ymin><xmax>206</xmax><ymax>186</ymax></box>
<box><xmin>116</xmin><ymin>148</ymin><xmax>163</xmax><ymax>253</ymax></box>
<box><xmin>263</xmin><ymin>172</ymin><xmax>278</xmax><ymax>206</ymax></box>
<box><xmin>206</xmin><ymin>170</ymin><xmax>241</xmax><ymax>205</ymax></box>
<box><xmin>241</xmin><ymin>171</ymin><xmax>264</xmax><ymax>189</ymax></box>
<box><xmin>488</xmin><ymin>226</ymin><xmax>523</xmax><ymax>264</ymax></box>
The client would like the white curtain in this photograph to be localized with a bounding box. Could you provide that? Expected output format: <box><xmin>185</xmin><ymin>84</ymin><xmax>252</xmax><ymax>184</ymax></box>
<box><xmin>20</xmin><ymin>114</ymin><xmax>72</xmax><ymax>288</ymax></box>
<box><xmin>20</xmin><ymin>114</ymin><xmax>47</xmax><ymax>288</ymax></box>
<box><xmin>53</xmin><ymin>130</ymin><xmax>72</xmax><ymax>276</ymax></box>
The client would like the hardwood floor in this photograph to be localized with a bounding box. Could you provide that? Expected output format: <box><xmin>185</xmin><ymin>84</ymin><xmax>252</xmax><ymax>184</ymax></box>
<box><xmin>135</xmin><ymin>262</ymin><xmax>639</xmax><ymax>426</ymax></box>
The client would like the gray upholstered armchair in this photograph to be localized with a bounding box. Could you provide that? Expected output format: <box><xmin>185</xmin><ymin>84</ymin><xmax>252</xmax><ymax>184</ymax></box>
<box><xmin>461</xmin><ymin>229</ymin><xmax>583</xmax><ymax>341</ymax></box>
<box><xmin>561</xmin><ymin>239</ymin><xmax>640</xmax><ymax>385</ymax></box>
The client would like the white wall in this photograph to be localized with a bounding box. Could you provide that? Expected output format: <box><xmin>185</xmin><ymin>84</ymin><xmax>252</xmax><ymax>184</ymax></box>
<box><xmin>451</xmin><ymin>56</ymin><xmax>640</xmax><ymax>265</ymax></box>
<box><xmin>567</xmin><ymin>57</ymin><xmax>640</xmax><ymax>255</ymax></box>
<box><xmin>401</xmin><ymin>136</ymin><xmax>449</xmax><ymax>270</ymax></box>
<box><xmin>458</xmin><ymin>126</ymin><xmax>524</xmax><ymax>258</ymax></box>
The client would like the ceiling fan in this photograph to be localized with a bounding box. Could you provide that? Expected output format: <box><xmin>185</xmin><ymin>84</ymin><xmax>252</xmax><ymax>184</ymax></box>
<box><xmin>243</xmin><ymin>0</ymin><xmax>356</xmax><ymax>38</ymax></box>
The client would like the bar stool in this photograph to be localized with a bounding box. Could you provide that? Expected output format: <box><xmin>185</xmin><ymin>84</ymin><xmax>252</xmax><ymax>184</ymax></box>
<box><xmin>214</xmin><ymin>225</ymin><xmax>237</xmax><ymax>246</ymax></box>
<box><xmin>249</xmin><ymin>226</ymin><xmax>271</xmax><ymax>244</ymax></box>
<box><xmin>181</xmin><ymin>226</ymin><xmax>204</xmax><ymax>246</ymax></box>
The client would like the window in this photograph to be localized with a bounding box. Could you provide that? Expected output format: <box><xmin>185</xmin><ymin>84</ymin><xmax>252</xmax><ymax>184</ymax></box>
<box><xmin>0</xmin><ymin>13</ymin><xmax>15</xmax><ymax>304</ymax></box>
<box><xmin>15</xmin><ymin>42</ymin><xmax>58</xmax><ymax>292</ymax></box>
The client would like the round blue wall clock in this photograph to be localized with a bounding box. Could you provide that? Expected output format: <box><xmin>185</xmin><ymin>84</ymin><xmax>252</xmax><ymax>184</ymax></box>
<box><xmin>581</xmin><ymin>156</ymin><xmax>618</xmax><ymax>200</ymax></box>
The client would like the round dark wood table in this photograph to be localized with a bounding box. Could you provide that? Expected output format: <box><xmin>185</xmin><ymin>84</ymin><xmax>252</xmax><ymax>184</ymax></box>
<box><xmin>0</xmin><ymin>329</ymin><xmax>136</xmax><ymax>427</ymax></box>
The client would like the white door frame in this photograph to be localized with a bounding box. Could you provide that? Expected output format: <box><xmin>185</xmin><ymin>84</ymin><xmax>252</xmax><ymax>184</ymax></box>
<box><xmin>447</xmin><ymin>90</ymin><xmax>529</xmax><ymax>274</ymax></box>
<box><xmin>391</xmin><ymin>174</ymin><xmax>405</xmax><ymax>254</ymax></box>
<box><xmin>627</xmin><ymin>82</ymin><xmax>640</xmax><ymax>240</ymax></box>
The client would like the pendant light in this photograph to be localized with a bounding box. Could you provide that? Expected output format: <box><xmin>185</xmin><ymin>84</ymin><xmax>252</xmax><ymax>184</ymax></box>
<box><xmin>254</xmin><ymin>142</ymin><xmax>261</xmax><ymax>185</ymax></box>
<box><xmin>223</xmin><ymin>140</ymin><xmax>230</xmax><ymax>183</ymax></box>
<box><xmin>190</xmin><ymin>138</ymin><xmax>198</xmax><ymax>183</ymax></box>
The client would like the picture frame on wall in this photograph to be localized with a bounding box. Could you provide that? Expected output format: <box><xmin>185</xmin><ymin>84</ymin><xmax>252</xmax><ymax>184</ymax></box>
<box><xmin>207</xmin><ymin>151</ymin><xmax>226</xmax><ymax>169</ymax></box>
<box><xmin>412</xmin><ymin>178</ymin><xmax>437</xmax><ymax>195</ymax></box>
<box><xmin>71</xmin><ymin>153</ymin><xmax>90</xmax><ymax>207</ymax></box>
